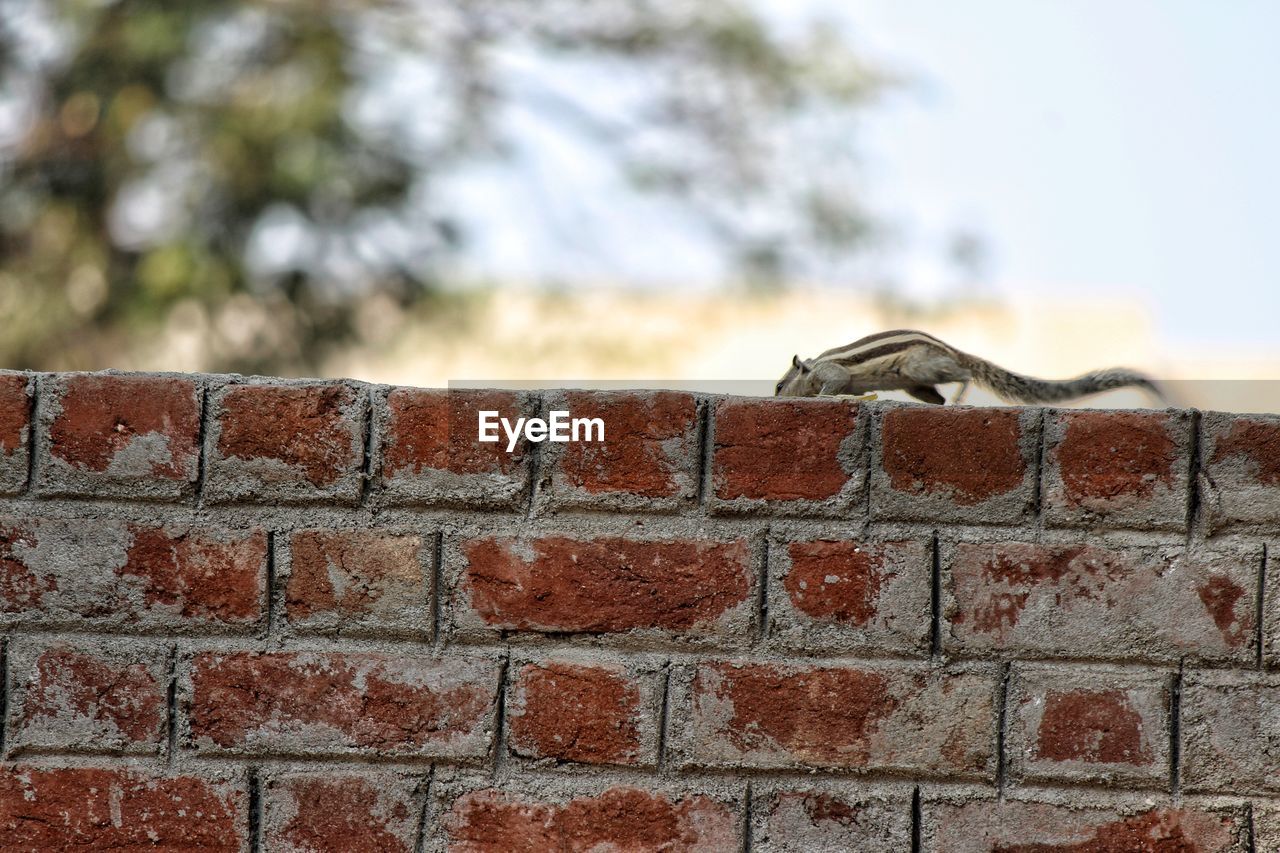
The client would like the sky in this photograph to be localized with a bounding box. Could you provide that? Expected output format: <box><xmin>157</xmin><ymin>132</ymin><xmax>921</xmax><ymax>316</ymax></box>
<box><xmin>446</xmin><ymin>0</ymin><xmax>1280</xmax><ymax>351</ymax></box>
<box><xmin>828</xmin><ymin>0</ymin><xmax>1280</xmax><ymax>350</ymax></box>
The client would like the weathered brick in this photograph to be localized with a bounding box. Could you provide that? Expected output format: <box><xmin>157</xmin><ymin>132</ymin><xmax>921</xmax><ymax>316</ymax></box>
<box><xmin>0</xmin><ymin>766</ymin><xmax>246</xmax><ymax>851</ymax></box>
<box><xmin>752</xmin><ymin>787</ymin><xmax>910</xmax><ymax>852</ymax></box>
<box><xmin>205</xmin><ymin>381</ymin><xmax>365</xmax><ymax>504</ymax></box>
<box><xmin>438</xmin><ymin>785</ymin><xmax>739</xmax><ymax>852</ymax></box>
<box><xmin>186</xmin><ymin>650</ymin><xmax>498</xmax><ymax>759</ymax></box>
<box><xmin>1201</xmin><ymin>412</ymin><xmax>1280</xmax><ymax>530</ymax></box>
<box><xmin>1043</xmin><ymin>409</ymin><xmax>1192</xmax><ymax>530</ymax></box>
<box><xmin>674</xmin><ymin>660</ymin><xmax>997</xmax><ymax>777</ymax></box>
<box><xmin>39</xmin><ymin>373</ymin><xmax>201</xmax><ymax>499</ymax></box>
<box><xmin>770</xmin><ymin>538</ymin><xmax>930</xmax><ymax>655</ymax></box>
<box><xmin>539</xmin><ymin>390</ymin><xmax>698</xmax><ymax>512</ymax></box>
<box><xmin>6</xmin><ymin>637</ymin><xmax>168</xmax><ymax>755</ymax></box>
<box><xmin>922</xmin><ymin>800</ymin><xmax>1246</xmax><ymax>852</ymax></box>
<box><xmin>456</xmin><ymin>535</ymin><xmax>754</xmax><ymax>639</ymax></box>
<box><xmin>944</xmin><ymin>540</ymin><xmax>1258</xmax><ymax>664</ymax></box>
<box><xmin>1006</xmin><ymin>663</ymin><xmax>1171</xmax><ymax>787</ymax></box>
<box><xmin>380</xmin><ymin>388</ymin><xmax>531</xmax><ymax>508</ymax></box>
<box><xmin>507</xmin><ymin>659</ymin><xmax>659</xmax><ymax>767</ymax></box>
<box><xmin>1252</xmin><ymin>803</ymin><xmax>1280</xmax><ymax>852</ymax></box>
<box><xmin>263</xmin><ymin>772</ymin><xmax>420</xmax><ymax>853</ymax></box>
<box><xmin>0</xmin><ymin>517</ymin><xmax>265</xmax><ymax>631</ymax></box>
<box><xmin>285</xmin><ymin>529</ymin><xmax>429</xmax><ymax>636</ymax></box>
<box><xmin>873</xmin><ymin>406</ymin><xmax>1038</xmax><ymax>523</ymax></box>
<box><xmin>0</xmin><ymin>372</ymin><xmax>31</xmax><ymax>494</ymax></box>
<box><xmin>710</xmin><ymin>397</ymin><xmax>863</xmax><ymax>516</ymax></box>
<box><xmin>1181</xmin><ymin>669</ymin><xmax>1280</xmax><ymax>794</ymax></box>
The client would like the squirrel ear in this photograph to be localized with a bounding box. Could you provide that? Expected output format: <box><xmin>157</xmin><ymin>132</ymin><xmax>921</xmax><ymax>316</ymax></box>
<box><xmin>792</xmin><ymin>354</ymin><xmax>807</xmax><ymax>372</ymax></box>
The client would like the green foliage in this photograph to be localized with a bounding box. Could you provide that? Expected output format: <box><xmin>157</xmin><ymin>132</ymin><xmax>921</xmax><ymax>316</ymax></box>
<box><xmin>0</xmin><ymin>0</ymin><xmax>886</xmax><ymax>373</ymax></box>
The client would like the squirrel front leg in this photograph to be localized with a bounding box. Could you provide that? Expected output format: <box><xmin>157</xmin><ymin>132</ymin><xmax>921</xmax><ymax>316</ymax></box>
<box><xmin>812</xmin><ymin>362</ymin><xmax>852</xmax><ymax>396</ymax></box>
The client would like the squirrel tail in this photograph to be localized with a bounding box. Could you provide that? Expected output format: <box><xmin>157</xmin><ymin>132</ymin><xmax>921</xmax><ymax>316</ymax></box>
<box><xmin>957</xmin><ymin>352</ymin><xmax>1165</xmax><ymax>405</ymax></box>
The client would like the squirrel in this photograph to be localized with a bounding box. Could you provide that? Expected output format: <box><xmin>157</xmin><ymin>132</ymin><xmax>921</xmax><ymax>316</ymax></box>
<box><xmin>774</xmin><ymin>329</ymin><xmax>1163</xmax><ymax>405</ymax></box>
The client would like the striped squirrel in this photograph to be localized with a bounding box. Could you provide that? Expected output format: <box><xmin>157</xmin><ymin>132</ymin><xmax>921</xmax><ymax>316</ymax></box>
<box><xmin>775</xmin><ymin>329</ymin><xmax>1164</xmax><ymax>405</ymax></box>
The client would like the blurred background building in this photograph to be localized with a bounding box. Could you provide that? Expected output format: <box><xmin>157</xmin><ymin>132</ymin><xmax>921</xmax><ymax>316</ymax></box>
<box><xmin>1</xmin><ymin>0</ymin><xmax>1276</xmax><ymax>409</ymax></box>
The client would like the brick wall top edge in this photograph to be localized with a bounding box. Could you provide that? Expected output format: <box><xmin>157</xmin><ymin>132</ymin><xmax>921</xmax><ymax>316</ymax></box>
<box><xmin>3</xmin><ymin>370</ymin><xmax>1266</xmax><ymax>418</ymax></box>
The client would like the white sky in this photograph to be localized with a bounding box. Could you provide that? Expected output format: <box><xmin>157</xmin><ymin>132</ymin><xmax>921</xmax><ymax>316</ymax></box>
<box><xmin>833</xmin><ymin>0</ymin><xmax>1280</xmax><ymax>350</ymax></box>
<box><xmin>444</xmin><ymin>0</ymin><xmax>1280</xmax><ymax>350</ymax></box>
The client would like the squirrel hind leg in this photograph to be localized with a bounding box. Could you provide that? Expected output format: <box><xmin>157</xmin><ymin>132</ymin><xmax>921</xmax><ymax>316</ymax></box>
<box><xmin>906</xmin><ymin>385</ymin><xmax>946</xmax><ymax>405</ymax></box>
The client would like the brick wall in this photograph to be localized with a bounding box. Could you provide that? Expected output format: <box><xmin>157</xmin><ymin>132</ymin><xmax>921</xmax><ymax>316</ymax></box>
<box><xmin>0</xmin><ymin>371</ymin><xmax>1278</xmax><ymax>850</ymax></box>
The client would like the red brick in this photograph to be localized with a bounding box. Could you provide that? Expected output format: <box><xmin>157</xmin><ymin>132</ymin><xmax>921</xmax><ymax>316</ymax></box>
<box><xmin>541</xmin><ymin>391</ymin><xmax>698</xmax><ymax>510</ymax></box>
<box><xmin>874</xmin><ymin>407</ymin><xmax>1036</xmax><ymax>522</ymax></box>
<box><xmin>286</xmin><ymin>529</ymin><xmax>428</xmax><ymax>635</ymax></box>
<box><xmin>0</xmin><ymin>517</ymin><xmax>265</xmax><ymax>629</ymax></box>
<box><xmin>945</xmin><ymin>541</ymin><xmax>1258</xmax><ymax>664</ymax></box>
<box><xmin>187</xmin><ymin>651</ymin><xmax>497</xmax><ymax>758</ymax></box>
<box><xmin>459</xmin><ymin>535</ymin><xmax>753</xmax><ymax>637</ymax></box>
<box><xmin>753</xmin><ymin>789</ymin><xmax>911</xmax><ymax>852</ymax></box>
<box><xmin>0</xmin><ymin>766</ymin><xmax>246</xmax><ymax>851</ymax></box>
<box><xmin>0</xmin><ymin>373</ymin><xmax>28</xmax><ymax>452</ymax></box>
<box><xmin>711</xmin><ymin>398</ymin><xmax>862</xmax><ymax>514</ymax></box>
<box><xmin>508</xmin><ymin>660</ymin><xmax>656</xmax><ymax>766</ymax></box>
<box><xmin>0</xmin><ymin>373</ymin><xmax>31</xmax><ymax>494</ymax></box>
<box><xmin>678</xmin><ymin>661</ymin><xmax>996</xmax><ymax>777</ymax></box>
<box><xmin>207</xmin><ymin>382</ymin><xmax>364</xmax><ymax>503</ymax></box>
<box><xmin>381</xmin><ymin>388</ymin><xmax>529</xmax><ymax>507</ymax></box>
<box><xmin>264</xmin><ymin>773</ymin><xmax>419</xmax><ymax>853</ymax></box>
<box><xmin>8</xmin><ymin>638</ymin><xmax>168</xmax><ymax>754</ymax></box>
<box><xmin>41</xmin><ymin>374</ymin><xmax>200</xmax><ymax>498</ymax></box>
<box><xmin>1181</xmin><ymin>670</ymin><xmax>1280</xmax><ymax>794</ymax></box>
<box><xmin>923</xmin><ymin>801</ymin><xmax>1245</xmax><ymax>852</ymax></box>
<box><xmin>1202</xmin><ymin>412</ymin><xmax>1280</xmax><ymax>529</ymax></box>
<box><xmin>1007</xmin><ymin>663</ymin><xmax>1170</xmax><ymax>787</ymax></box>
<box><xmin>1043</xmin><ymin>410</ymin><xmax>1190</xmax><ymax>530</ymax></box>
<box><xmin>121</xmin><ymin>524</ymin><xmax>266</xmax><ymax>624</ymax></box>
<box><xmin>772</xmin><ymin>538</ymin><xmax>930</xmax><ymax>654</ymax></box>
<box><xmin>441</xmin><ymin>785</ymin><xmax>739</xmax><ymax>852</ymax></box>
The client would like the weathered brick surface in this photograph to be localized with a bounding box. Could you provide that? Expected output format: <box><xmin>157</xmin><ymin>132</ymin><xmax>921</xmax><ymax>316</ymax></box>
<box><xmin>263</xmin><ymin>772</ymin><xmax>420</xmax><ymax>853</ymax></box>
<box><xmin>873</xmin><ymin>406</ymin><xmax>1038</xmax><ymax>524</ymax></box>
<box><xmin>1006</xmin><ymin>663</ymin><xmax>1171</xmax><ymax>787</ymax></box>
<box><xmin>539</xmin><ymin>390</ymin><xmax>699</xmax><ymax>512</ymax></box>
<box><xmin>1042</xmin><ymin>409</ymin><xmax>1192</xmax><ymax>530</ymax></box>
<box><xmin>0</xmin><ymin>766</ymin><xmax>247</xmax><ymax>851</ymax></box>
<box><xmin>205</xmin><ymin>381</ymin><xmax>366</xmax><ymax>504</ymax></box>
<box><xmin>710</xmin><ymin>397</ymin><xmax>862</xmax><ymax>516</ymax></box>
<box><xmin>285</xmin><ymin>529</ymin><xmax>429</xmax><ymax>636</ymax></box>
<box><xmin>186</xmin><ymin>650</ymin><xmax>499</xmax><ymax>758</ymax></box>
<box><xmin>1251</xmin><ymin>803</ymin><xmax>1280</xmax><ymax>853</ymax></box>
<box><xmin>6</xmin><ymin>375</ymin><xmax>1280</xmax><ymax>849</ymax></box>
<box><xmin>673</xmin><ymin>660</ymin><xmax>997</xmax><ymax>777</ymax></box>
<box><xmin>0</xmin><ymin>517</ymin><xmax>265</xmax><ymax>630</ymax></box>
<box><xmin>1201</xmin><ymin>411</ymin><xmax>1280</xmax><ymax>530</ymax></box>
<box><xmin>39</xmin><ymin>373</ymin><xmax>201</xmax><ymax>499</ymax></box>
<box><xmin>456</xmin><ymin>535</ymin><xmax>754</xmax><ymax>639</ymax></box>
<box><xmin>380</xmin><ymin>387</ymin><xmax>531</xmax><ymax>508</ymax></box>
<box><xmin>752</xmin><ymin>787</ymin><xmax>911</xmax><ymax>852</ymax></box>
<box><xmin>944</xmin><ymin>540</ymin><xmax>1258</xmax><ymax>663</ymax></box>
<box><xmin>922</xmin><ymin>800</ymin><xmax>1246</xmax><ymax>852</ymax></box>
<box><xmin>769</xmin><ymin>537</ymin><xmax>930</xmax><ymax>654</ymax></box>
<box><xmin>0</xmin><ymin>372</ymin><xmax>31</xmax><ymax>494</ymax></box>
<box><xmin>5</xmin><ymin>637</ymin><xmax>168</xmax><ymax>755</ymax></box>
<box><xmin>1181</xmin><ymin>669</ymin><xmax>1280</xmax><ymax>794</ymax></box>
<box><xmin>436</xmin><ymin>783</ymin><xmax>740</xmax><ymax>853</ymax></box>
<box><xmin>507</xmin><ymin>658</ymin><xmax>660</xmax><ymax>767</ymax></box>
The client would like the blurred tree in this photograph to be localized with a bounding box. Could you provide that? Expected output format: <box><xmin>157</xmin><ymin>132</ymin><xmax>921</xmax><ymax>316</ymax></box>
<box><xmin>0</xmin><ymin>0</ymin><xmax>887</xmax><ymax>373</ymax></box>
